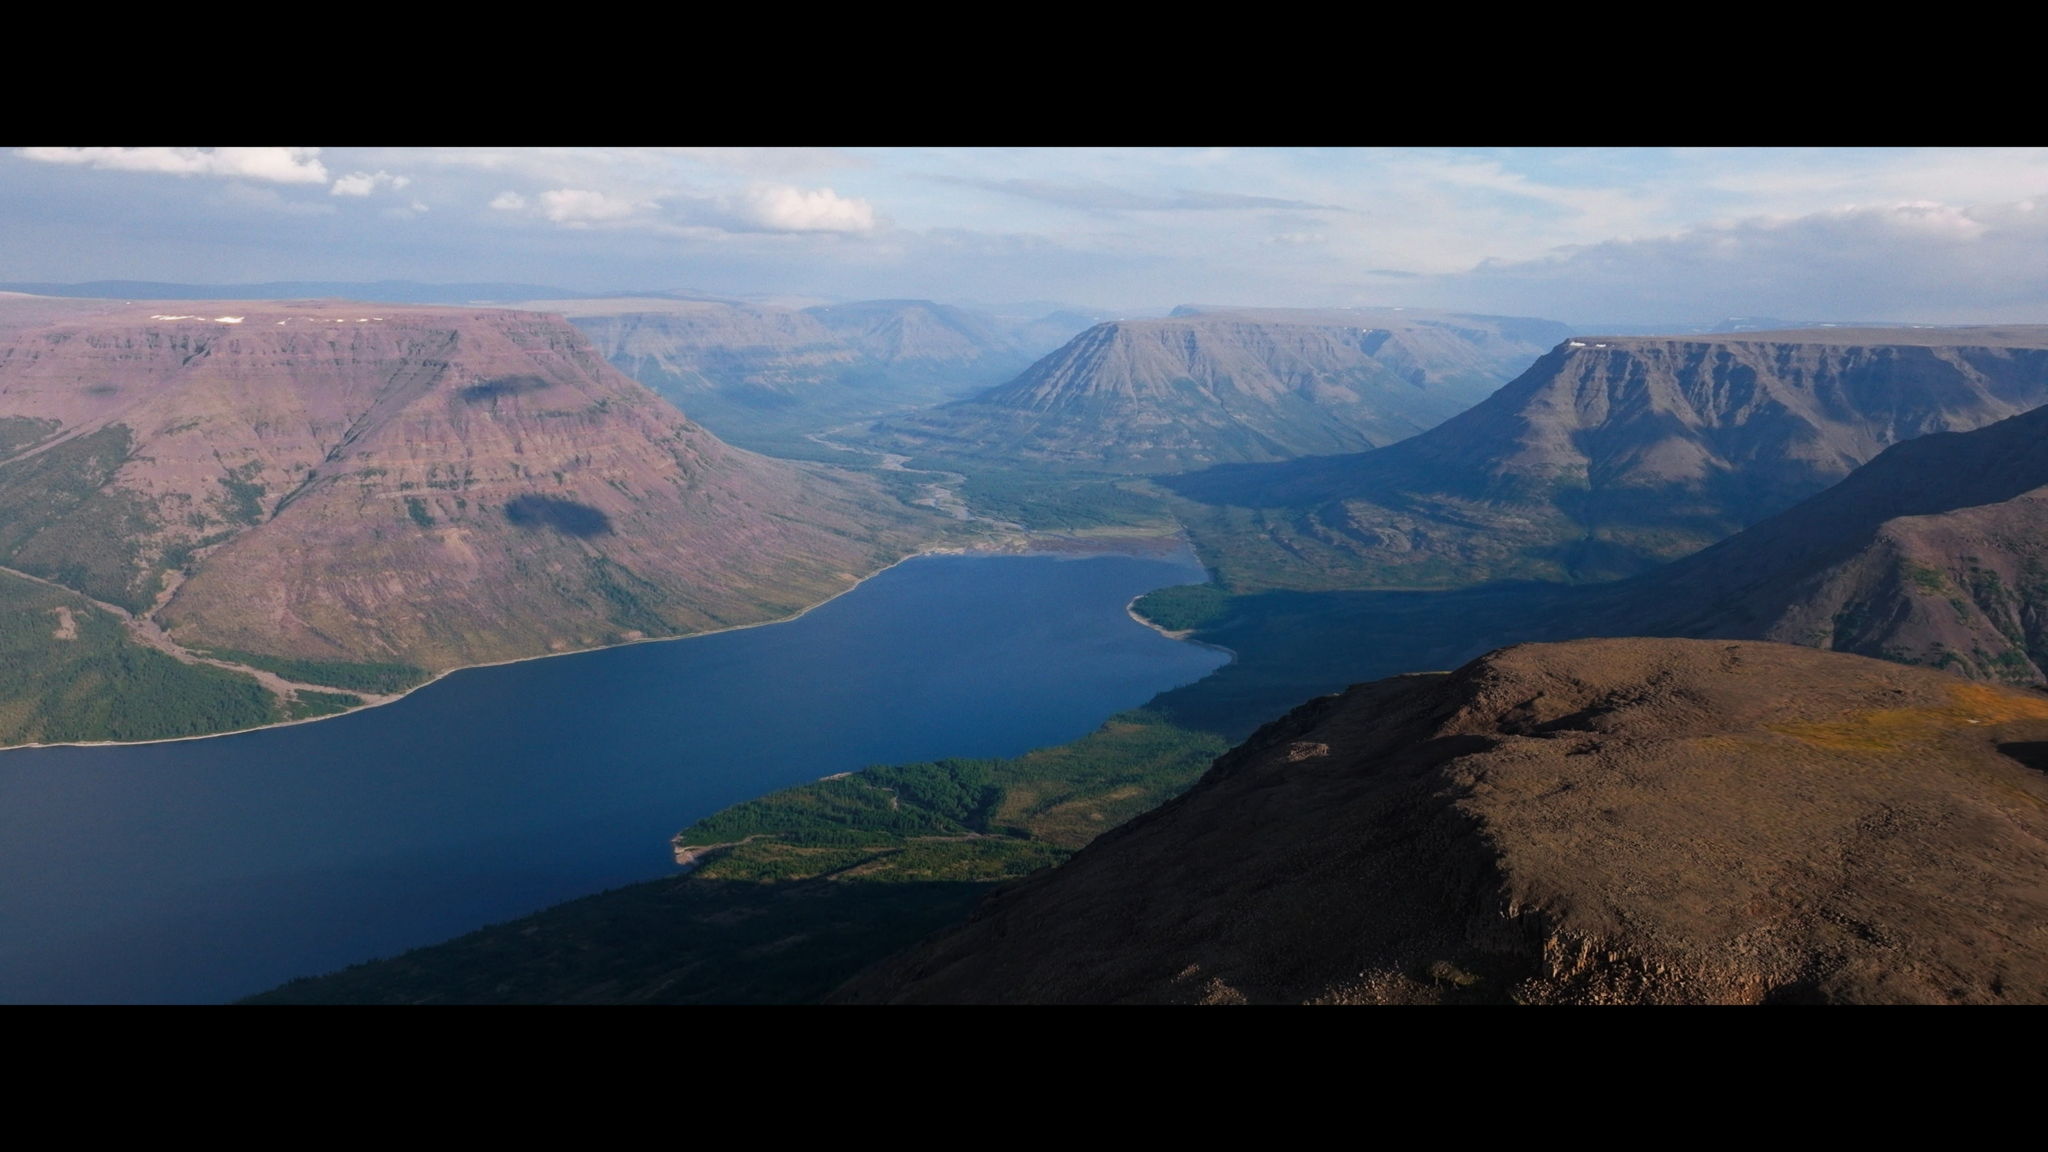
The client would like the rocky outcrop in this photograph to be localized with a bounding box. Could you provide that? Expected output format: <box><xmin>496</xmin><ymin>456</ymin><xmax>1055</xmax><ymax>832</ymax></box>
<box><xmin>835</xmin><ymin>638</ymin><xmax>2048</xmax><ymax>1004</ymax></box>
<box><xmin>0</xmin><ymin>298</ymin><xmax>936</xmax><ymax>671</ymax></box>
<box><xmin>863</xmin><ymin>308</ymin><xmax>1569</xmax><ymax>473</ymax></box>
<box><xmin>1167</xmin><ymin>327</ymin><xmax>2048</xmax><ymax>589</ymax></box>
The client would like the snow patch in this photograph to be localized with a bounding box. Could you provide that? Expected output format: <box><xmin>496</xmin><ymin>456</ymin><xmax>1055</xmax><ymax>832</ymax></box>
<box><xmin>213</xmin><ymin>316</ymin><xmax>244</xmax><ymax>324</ymax></box>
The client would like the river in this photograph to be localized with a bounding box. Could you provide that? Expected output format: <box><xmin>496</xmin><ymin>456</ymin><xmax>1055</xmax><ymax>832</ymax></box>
<box><xmin>0</xmin><ymin>550</ymin><xmax>1227</xmax><ymax>1003</ymax></box>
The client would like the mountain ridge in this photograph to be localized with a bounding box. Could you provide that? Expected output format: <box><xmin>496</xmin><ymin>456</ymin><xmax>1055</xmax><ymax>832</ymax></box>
<box><xmin>1166</xmin><ymin>327</ymin><xmax>2048</xmax><ymax>590</ymax></box>
<box><xmin>835</xmin><ymin>638</ymin><xmax>2048</xmax><ymax>1005</ymax></box>
<box><xmin>861</xmin><ymin>307</ymin><xmax>1570</xmax><ymax>473</ymax></box>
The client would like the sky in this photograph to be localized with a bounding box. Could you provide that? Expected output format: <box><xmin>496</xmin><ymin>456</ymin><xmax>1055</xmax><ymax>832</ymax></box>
<box><xmin>8</xmin><ymin>146</ymin><xmax>2048</xmax><ymax>326</ymax></box>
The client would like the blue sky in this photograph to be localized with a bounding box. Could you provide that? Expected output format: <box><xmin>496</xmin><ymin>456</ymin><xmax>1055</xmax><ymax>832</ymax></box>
<box><xmin>8</xmin><ymin>146</ymin><xmax>2048</xmax><ymax>325</ymax></box>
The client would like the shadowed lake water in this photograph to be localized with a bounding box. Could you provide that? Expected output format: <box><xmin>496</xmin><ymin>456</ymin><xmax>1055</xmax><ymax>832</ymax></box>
<box><xmin>0</xmin><ymin>551</ymin><xmax>1228</xmax><ymax>1003</ymax></box>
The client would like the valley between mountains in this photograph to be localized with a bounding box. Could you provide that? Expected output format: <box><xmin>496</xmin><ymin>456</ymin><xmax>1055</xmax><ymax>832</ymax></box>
<box><xmin>11</xmin><ymin>284</ymin><xmax>2048</xmax><ymax>1006</ymax></box>
<box><xmin>233</xmin><ymin>302</ymin><xmax>2048</xmax><ymax>1006</ymax></box>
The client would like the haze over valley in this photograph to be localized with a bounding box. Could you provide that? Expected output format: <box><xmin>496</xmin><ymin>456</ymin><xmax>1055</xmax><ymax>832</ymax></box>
<box><xmin>9</xmin><ymin>146</ymin><xmax>2048</xmax><ymax>1005</ymax></box>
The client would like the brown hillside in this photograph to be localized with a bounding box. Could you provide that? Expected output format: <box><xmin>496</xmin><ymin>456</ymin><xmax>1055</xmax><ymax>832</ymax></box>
<box><xmin>0</xmin><ymin>299</ymin><xmax>936</xmax><ymax>670</ymax></box>
<box><xmin>836</xmin><ymin>638</ymin><xmax>2048</xmax><ymax>1005</ymax></box>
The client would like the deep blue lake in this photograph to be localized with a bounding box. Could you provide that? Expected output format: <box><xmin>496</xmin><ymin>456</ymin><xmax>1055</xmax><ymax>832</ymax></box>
<box><xmin>0</xmin><ymin>550</ymin><xmax>1227</xmax><ymax>1004</ymax></box>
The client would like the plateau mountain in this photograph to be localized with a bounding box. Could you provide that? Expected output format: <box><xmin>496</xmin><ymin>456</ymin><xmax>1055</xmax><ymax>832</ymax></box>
<box><xmin>0</xmin><ymin>296</ymin><xmax>939</xmax><ymax>741</ymax></box>
<box><xmin>1166</xmin><ymin>328</ymin><xmax>2048</xmax><ymax>590</ymax></box>
<box><xmin>861</xmin><ymin>307</ymin><xmax>1569</xmax><ymax>474</ymax></box>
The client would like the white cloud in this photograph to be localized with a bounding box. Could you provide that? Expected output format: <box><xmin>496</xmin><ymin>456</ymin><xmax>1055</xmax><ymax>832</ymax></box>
<box><xmin>1454</xmin><ymin>195</ymin><xmax>2048</xmax><ymax>323</ymax></box>
<box><xmin>539</xmin><ymin>188</ymin><xmax>646</xmax><ymax>225</ymax></box>
<box><xmin>330</xmin><ymin>170</ymin><xmax>411</xmax><ymax>197</ymax></box>
<box><xmin>18</xmin><ymin>146</ymin><xmax>329</xmax><ymax>184</ymax></box>
<box><xmin>738</xmin><ymin>185</ymin><xmax>876</xmax><ymax>233</ymax></box>
<box><xmin>488</xmin><ymin>191</ymin><xmax>528</xmax><ymax>211</ymax></box>
<box><xmin>666</xmin><ymin>147</ymin><xmax>867</xmax><ymax>178</ymax></box>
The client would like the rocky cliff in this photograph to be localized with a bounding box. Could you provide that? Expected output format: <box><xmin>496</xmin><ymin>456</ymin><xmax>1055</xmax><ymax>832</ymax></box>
<box><xmin>836</xmin><ymin>638</ymin><xmax>2048</xmax><ymax>1004</ymax></box>
<box><xmin>862</xmin><ymin>308</ymin><xmax>1567</xmax><ymax>473</ymax></box>
<box><xmin>1167</xmin><ymin>328</ymin><xmax>2048</xmax><ymax>590</ymax></box>
<box><xmin>0</xmin><ymin>298</ymin><xmax>936</xmax><ymax>674</ymax></box>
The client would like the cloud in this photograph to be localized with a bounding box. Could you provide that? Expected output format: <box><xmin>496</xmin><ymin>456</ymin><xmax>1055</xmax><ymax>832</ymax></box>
<box><xmin>956</xmin><ymin>176</ymin><xmax>1339</xmax><ymax>213</ymax></box>
<box><xmin>736</xmin><ymin>185</ymin><xmax>876</xmax><ymax>233</ymax></box>
<box><xmin>539</xmin><ymin>188</ymin><xmax>647</xmax><ymax>226</ymax></box>
<box><xmin>1456</xmin><ymin>196</ymin><xmax>2048</xmax><ymax>323</ymax></box>
<box><xmin>330</xmin><ymin>170</ymin><xmax>411</xmax><ymax>197</ymax></box>
<box><xmin>666</xmin><ymin>147</ymin><xmax>867</xmax><ymax>178</ymax></box>
<box><xmin>18</xmin><ymin>146</ymin><xmax>329</xmax><ymax>184</ymax></box>
<box><xmin>478</xmin><ymin>180</ymin><xmax>876</xmax><ymax>238</ymax></box>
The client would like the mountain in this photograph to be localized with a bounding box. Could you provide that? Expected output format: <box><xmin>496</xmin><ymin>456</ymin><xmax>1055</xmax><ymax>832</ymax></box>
<box><xmin>860</xmin><ymin>308</ymin><xmax>1570</xmax><ymax>473</ymax></box>
<box><xmin>0</xmin><ymin>297</ymin><xmax>936</xmax><ymax>693</ymax></box>
<box><xmin>527</xmin><ymin>297</ymin><xmax>1079</xmax><ymax>452</ymax></box>
<box><xmin>1585</xmin><ymin>398</ymin><xmax>2048</xmax><ymax>683</ymax></box>
<box><xmin>836</xmin><ymin>638</ymin><xmax>2048</xmax><ymax>1004</ymax></box>
<box><xmin>1166</xmin><ymin>327</ymin><xmax>2048</xmax><ymax>591</ymax></box>
<box><xmin>804</xmin><ymin>298</ymin><xmax>1030</xmax><ymax>370</ymax></box>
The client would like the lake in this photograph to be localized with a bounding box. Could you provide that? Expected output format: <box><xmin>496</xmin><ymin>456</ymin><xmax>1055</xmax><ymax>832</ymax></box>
<box><xmin>0</xmin><ymin>550</ymin><xmax>1228</xmax><ymax>1004</ymax></box>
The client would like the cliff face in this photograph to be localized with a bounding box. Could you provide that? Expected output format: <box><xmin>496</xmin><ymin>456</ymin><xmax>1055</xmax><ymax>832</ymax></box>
<box><xmin>1167</xmin><ymin>328</ymin><xmax>2048</xmax><ymax>590</ymax></box>
<box><xmin>863</xmin><ymin>308</ymin><xmax>1568</xmax><ymax>473</ymax></box>
<box><xmin>0</xmin><ymin>299</ymin><xmax>934</xmax><ymax>670</ymax></box>
<box><xmin>1593</xmin><ymin>400</ymin><xmax>2048</xmax><ymax>683</ymax></box>
<box><xmin>835</xmin><ymin>638</ymin><xmax>2048</xmax><ymax>1005</ymax></box>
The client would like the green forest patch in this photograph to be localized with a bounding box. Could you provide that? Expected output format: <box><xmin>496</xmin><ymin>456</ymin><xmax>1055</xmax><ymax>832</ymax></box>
<box><xmin>0</xmin><ymin>569</ymin><xmax>277</xmax><ymax>746</ymax></box>
<box><xmin>247</xmin><ymin>710</ymin><xmax>1228</xmax><ymax>1004</ymax></box>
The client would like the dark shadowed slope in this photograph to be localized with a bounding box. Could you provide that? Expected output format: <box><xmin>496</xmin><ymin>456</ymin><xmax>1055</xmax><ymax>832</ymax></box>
<box><xmin>1142</xmin><ymin>400</ymin><xmax>2048</xmax><ymax>736</ymax></box>
<box><xmin>838</xmin><ymin>638</ymin><xmax>2048</xmax><ymax>1005</ymax></box>
<box><xmin>1584</xmin><ymin>398</ymin><xmax>2048</xmax><ymax>682</ymax></box>
<box><xmin>862</xmin><ymin>308</ymin><xmax>1569</xmax><ymax>473</ymax></box>
<box><xmin>1166</xmin><ymin>328</ymin><xmax>2048</xmax><ymax>590</ymax></box>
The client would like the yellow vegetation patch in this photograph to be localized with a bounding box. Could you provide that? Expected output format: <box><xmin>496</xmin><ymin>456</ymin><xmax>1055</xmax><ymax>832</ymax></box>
<box><xmin>1946</xmin><ymin>680</ymin><xmax>2048</xmax><ymax>722</ymax></box>
<box><xmin>1769</xmin><ymin>682</ymin><xmax>2048</xmax><ymax>752</ymax></box>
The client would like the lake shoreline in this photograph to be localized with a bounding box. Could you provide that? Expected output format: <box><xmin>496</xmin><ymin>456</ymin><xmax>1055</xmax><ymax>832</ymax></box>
<box><xmin>2</xmin><ymin>533</ymin><xmax>1207</xmax><ymax>755</ymax></box>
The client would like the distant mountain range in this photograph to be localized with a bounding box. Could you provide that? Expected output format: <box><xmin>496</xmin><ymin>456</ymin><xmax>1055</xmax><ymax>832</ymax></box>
<box><xmin>522</xmin><ymin>297</ymin><xmax>1096</xmax><ymax>451</ymax></box>
<box><xmin>837</xmin><ymin>637</ymin><xmax>2048</xmax><ymax>1004</ymax></box>
<box><xmin>859</xmin><ymin>307</ymin><xmax>1570</xmax><ymax>473</ymax></box>
<box><xmin>1167</xmin><ymin>327</ymin><xmax>2048</xmax><ymax>590</ymax></box>
<box><xmin>0</xmin><ymin>280</ymin><xmax>595</xmax><ymax>304</ymax></box>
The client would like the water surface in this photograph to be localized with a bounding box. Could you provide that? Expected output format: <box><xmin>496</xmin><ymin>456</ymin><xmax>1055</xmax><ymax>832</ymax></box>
<box><xmin>0</xmin><ymin>551</ymin><xmax>1226</xmax><ymax>1003</ymax></box>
